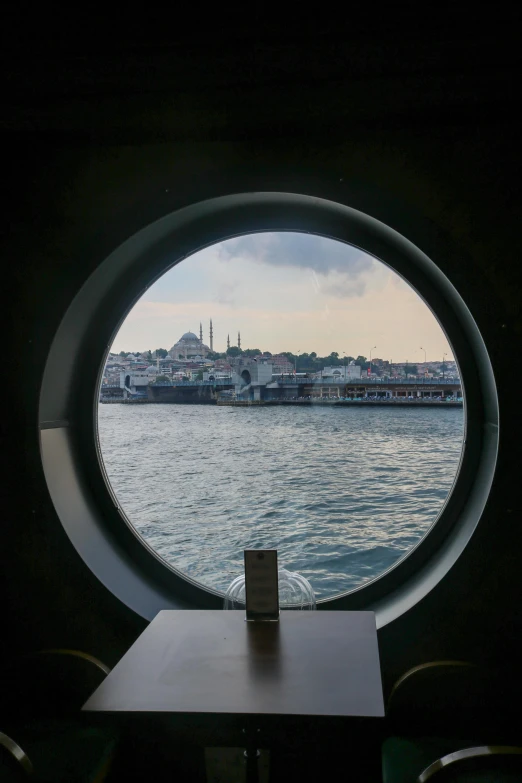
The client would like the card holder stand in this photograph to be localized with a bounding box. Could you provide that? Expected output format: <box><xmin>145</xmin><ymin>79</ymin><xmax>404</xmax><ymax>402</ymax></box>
<box><xmin>244</xmin><ymin>549</ymin><xmax>280</xmax><ymax>622</ymax></box>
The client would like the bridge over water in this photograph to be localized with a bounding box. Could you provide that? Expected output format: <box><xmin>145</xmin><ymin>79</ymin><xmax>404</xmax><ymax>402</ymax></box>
<box><xmin>141</xmin><ymin>377</ymin><xmax>462</xmax><ymax>404</ymax></box>
<box><xmin>100</xmin><ymin>377</ymin><xmax>462</xmax><ymax>403</ymax></box>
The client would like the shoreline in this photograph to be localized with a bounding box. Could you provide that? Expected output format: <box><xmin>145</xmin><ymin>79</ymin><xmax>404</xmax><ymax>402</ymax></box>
<box><xmin>100</xmin><ymin>398</ymin><xmax>463</xmax><ymax>407</ymax></box>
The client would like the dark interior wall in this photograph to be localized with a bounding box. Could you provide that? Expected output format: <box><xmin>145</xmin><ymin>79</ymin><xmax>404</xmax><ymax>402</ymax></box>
<box><xmin>2</xmin><ymin>27</ymin><xmax>522</xmax><ymax>686</ymax></box>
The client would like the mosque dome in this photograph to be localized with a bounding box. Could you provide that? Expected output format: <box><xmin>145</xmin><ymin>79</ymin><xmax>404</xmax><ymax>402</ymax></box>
<box><xmin>170</xmin><ymin>328</ymin><xmax>209</xmax><ymax>360</ymax></box>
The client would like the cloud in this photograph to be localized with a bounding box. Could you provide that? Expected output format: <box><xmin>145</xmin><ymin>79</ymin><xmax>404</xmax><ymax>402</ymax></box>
<box><xmin>218</xmin><ymin>232</ymin><xmax>375</xmax><ymax>297</ymax></box>
<box><xmin>322</xmin><ymin>277</ymin><xmax>368</xmax><ymax>298</ymax></box>
<box><xmin>215</xmin><ymin>279</ymin><xmax>240</xmax><ymax>306</ymax></box>
<box><xmin>112</xmin><ymin>283</ymin><xmax>455</xmax><ymax>362</ymax></box>
<box><xmin>113</xmin><ymin>231</ymin><xmax>455</xmax><ymax>361</ymax></box>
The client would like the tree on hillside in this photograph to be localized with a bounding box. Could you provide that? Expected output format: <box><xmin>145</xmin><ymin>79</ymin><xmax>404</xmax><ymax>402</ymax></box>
<box><xmin>119</xmin><ymin>351</ymin><xmax>127</xmax><ymax>357</ymax></box>
<box><xmin>243</xmin><ymin>348</ymin><xmax>262</xmax><ymax>357</ymax></box>
<box><xmin>226</xmin><ymin>346</ymin><xmax>241</xmax><ymax>357</ymax></box>
<box><xmin>322</xmin><ymin>351</ymin><xmax>340</xmax><ymax>366</ymax></box>
<box><xmin>152</xmin><ymin>375</ymin><xmax>170</xmax><ymax>383</ymax></box>
<box><xmin>408</xmin><ymin>365</ymin><xmax>418</xmax><ymax>375</ymax></box>
<box><xmin>155</xmin><ymin>348</ymin><xmax>168</xmax><ymax>358</ymax></box>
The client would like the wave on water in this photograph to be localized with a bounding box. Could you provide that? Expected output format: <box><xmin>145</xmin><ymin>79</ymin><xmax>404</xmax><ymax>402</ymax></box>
<box><xmin>98</xmin><ymin>404</ymin><xmax>464</xmax><ymax>599</ymax></box>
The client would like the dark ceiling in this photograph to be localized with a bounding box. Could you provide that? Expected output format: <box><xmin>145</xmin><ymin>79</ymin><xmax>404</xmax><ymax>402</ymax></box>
<box><xmin>1</xmin><ymin>12</ymin><xmax>521</xmax><ymax>142</ymax></box>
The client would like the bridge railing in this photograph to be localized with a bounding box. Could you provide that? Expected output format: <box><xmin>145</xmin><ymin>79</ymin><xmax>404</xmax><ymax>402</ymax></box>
<box><xmin>272</xmin><ymin>378</ymin><xmax>461</xmax><ymax>387</ymax></box>
<box><xmin>148</xmin><ymin>377</ymin><xmax>461</xmax><ymax>388</ymax></box>
<box><xmin>150</xmin><ymin>380</ymin><xmax>232</xmax><ymax>387</ymax></box>
<box><xmin>314</xmin><ymin>377</ymin><xmax>459</xmax><ymax>384</ymax></box>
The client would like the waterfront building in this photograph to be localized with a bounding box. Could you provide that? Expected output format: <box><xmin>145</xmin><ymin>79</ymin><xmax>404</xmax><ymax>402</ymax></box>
<box><xmin>271</xmin><ymin>355</ymin><xmax>294</xmax><ymax>374</ymax></box>
<box><xmin>322</xmin><ymin>365</ymin><xmax>362</xmax><ymax>380</ymax></box>
<box><xmin>230</xmin><ymin>356</ymin><xmax>274</xmax><ymax>400</ymax></box>
<box><xmin>203</xmin><ymin>370</ymin><xmax>232</xmax><ymax>381</ymax></box>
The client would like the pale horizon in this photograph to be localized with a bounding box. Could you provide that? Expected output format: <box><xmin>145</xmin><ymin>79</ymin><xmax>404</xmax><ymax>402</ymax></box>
<box><xmin>111</xmin><ymin>232</ymin><xmax>455</xmax><ymax>364</ymax></box>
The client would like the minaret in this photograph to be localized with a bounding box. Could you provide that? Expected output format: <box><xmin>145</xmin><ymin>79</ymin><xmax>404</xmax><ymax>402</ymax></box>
<box><xmin>209</xmin><ymin>319</ymin><xmax>214</xmax><ymax>351</ymax></box>
<box><xmin>238</xmin><ymin>331</ymin><xmax>241</xmax><ymax>350</ymax></box>
<box><xmin>199</xmin><ymin>322</ymin><xmax>203</xmax><ymax>344</ymax></box>
<box><xmin>227</xmin><ymin>334</ymin><xmax>230</xmax><ymax>350</ymax></box>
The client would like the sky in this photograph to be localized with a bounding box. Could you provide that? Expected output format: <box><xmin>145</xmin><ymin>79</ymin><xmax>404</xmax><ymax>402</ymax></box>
<box><xmin>111</xmin><ymin>232</ymin><xmax>454</xmax><ymax>363</ymax></box>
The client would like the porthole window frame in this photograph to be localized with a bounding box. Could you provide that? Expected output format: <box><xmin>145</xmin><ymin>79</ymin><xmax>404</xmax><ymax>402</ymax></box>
<box><xmin>39</xmin><ymin>192</ymin><xmax>499</xmax><ymax>625</ymax></box>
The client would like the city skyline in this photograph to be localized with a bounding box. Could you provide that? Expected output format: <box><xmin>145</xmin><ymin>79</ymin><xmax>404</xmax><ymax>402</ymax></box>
<box><xmin>111</xmin><ymin>232</ymin><xmax>455</xmax><ymax>363</ymax></box>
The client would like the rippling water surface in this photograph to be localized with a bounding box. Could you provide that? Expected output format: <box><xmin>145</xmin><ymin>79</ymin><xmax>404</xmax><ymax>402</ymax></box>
<box><xmin>98</xmin><ymin>404</ymin><xmax>464</xmax><ymax>598</ymax></box>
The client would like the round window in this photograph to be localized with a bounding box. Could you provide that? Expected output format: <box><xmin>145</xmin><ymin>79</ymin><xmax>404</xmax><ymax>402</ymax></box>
<box><xmin>97</xmin><ymin>231</ymin><xmax>464</xmax><ymax>600</ymax></box>
<box><xmin>39</xmin><ymin>193</ymin><xmax>497</xmax><ymax>621</ymax></box>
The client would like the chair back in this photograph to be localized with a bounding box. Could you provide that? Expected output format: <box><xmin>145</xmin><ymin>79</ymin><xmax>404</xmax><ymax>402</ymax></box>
<box><xmin>2</xmin><ymin>649</ymin><xmax>110</xmax><ymax>722</ymax></box>
<box><xmin>0</xmin><ymin>731</ymin><xmax>33</xmax><ymax>780</ymax></box>
<box><xmin>387</xmin><ymin>661</ymin><xmax>519</xmax><ymax>741</ymax></box>
<box><xmin>417</xmin><ymin>745</ymin><xmax>522</xmax><ymax>782</ymax></box>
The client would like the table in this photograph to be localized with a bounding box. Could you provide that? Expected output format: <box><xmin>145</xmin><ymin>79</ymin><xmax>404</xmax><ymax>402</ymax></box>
<box><xmin>83</xmin><ymin>610</ymin><xmax>384</xmax><ymax>781</ymax></box>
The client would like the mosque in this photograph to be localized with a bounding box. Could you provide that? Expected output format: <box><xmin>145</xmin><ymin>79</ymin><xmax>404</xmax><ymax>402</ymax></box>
<box><xmin>169</xmin><ymin>330</ymin><xmax>209</xmax><ymax>360</ymax></box>
<box><xmin>168</xmin><ymin>320</ymin><xmax>241</xmax><ymax>360</ymax></box>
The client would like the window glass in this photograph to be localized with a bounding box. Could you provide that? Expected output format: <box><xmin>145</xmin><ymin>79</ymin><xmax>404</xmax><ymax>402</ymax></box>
<box><xmin>97</xmin><ymin>232</ymin><xmax>464</xmax><ymax>598</ymax></box>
